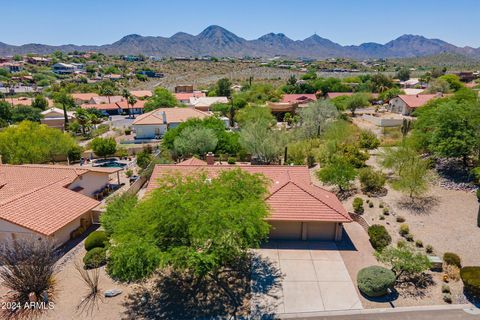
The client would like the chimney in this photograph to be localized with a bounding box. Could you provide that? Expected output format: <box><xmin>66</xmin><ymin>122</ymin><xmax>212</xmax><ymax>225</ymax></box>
<box><xmin>161</xmin><ymin>111</ymin><xmax>167</xmax><ymax>124</ymax></box>
<box><xmin>206</xmin><ymin>152</ymin><xmax>215</xmax><ymax>165</ymax></box>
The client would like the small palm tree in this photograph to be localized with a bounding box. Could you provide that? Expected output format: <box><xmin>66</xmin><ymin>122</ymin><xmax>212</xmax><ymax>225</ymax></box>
<box><xmin>127</xmin><ymin>95</ymin><xmax>137</xmax><ymax>119</ymax></box>
<box><xmin>121</xmin><ymin>89</ymin><xmax>131</xmax><ymax>117</ymax></box>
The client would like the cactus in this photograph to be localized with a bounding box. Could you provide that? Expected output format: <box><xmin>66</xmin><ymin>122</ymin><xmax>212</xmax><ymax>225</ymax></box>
<box><xmin>401</xmin><ymin>118</ymin><xmax>412</xmax><ymax>139</ymax></box>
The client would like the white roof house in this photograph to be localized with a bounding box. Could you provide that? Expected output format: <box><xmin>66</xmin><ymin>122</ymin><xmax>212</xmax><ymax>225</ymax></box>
<box><xmin>188</xmin><ymin>96</ymin><xmax>229</xmax><ymax>111</ymax></box>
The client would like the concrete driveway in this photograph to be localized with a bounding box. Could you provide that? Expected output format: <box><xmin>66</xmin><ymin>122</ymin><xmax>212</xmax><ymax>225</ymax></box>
<box><xmin>252</xmin><ymin>241</ymin><xmax>362</xmax><ymax>316</ymax></box>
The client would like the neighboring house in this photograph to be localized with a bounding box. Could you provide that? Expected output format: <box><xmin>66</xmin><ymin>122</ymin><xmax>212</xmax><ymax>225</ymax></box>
<box><xmin>40</xmin><ymin>107</ymin><xmax>75</xmax><ymax>130</ymax></box>
<box><xmin>81</xmin><ymin>99</ymin><xmax>145</xmax><ymax>115</ymax></box>
<box><xmin>0</xmin><ymin>164</ymin><xmax>121</xmax><ymax>246</ymax></box>
<box><xmin>52</xmin><ymin>63</ymin><xmax>82</xmax><ymax>74</ymax></box>
<box><xmin>188</xmin><ymin>96</ymin><xmax>229</xmax><ymax>111</ymax></box>
<box><xmin>7</xmin><ymin>97</ymin><xmax>53</xmax><ymax>107</ymax></box>
<box><xmin>174</xmin><ymin>91</ymin><xmax>206</xmax><ymax>104</ymax></box>
<box><xmin>130</xmin><ymin>90</ymin><xmax>153</xmax><ymax>99</ymax></box>
<box><xmin>88</xmin><ymin>95</ymin><xmax>123</xmax><ymax>104</ymax></box>
<box><xmin>103</xmin><ymin>74</ymin><xmax>123</xmax><ymax>81</ymax></box>
<box><xmin>400</xmin><ymin>78</ymin><xmax>421</xmax><ymax>88</ymax></box>
<box><xmin>266</xmin><ymin>94</ymin><xmax>317</xmax><ymax>118</ymax></box>
<box><xmin>175</xmin><ymin>85</ymin><xmax>194</xmax><ymax>93</ymax></box>
<box><xmin>403</xmin><ymin>88</ymin><xmax>425</xmax><ymax>96</ymax></box>
<box><xmin>71</xmin><ymin>93</ymin><xmax>99</xmax><ymax>105</ymax></box>
<box><xmin>26</xmin><ymin>56</ymin><xmax>51</xmax><ymax>65</ymax></box>
<box><xmin>0</xmin><ymin>62</ymin><xmax>22</xmax><ymax>73</ymax></box>
<box><xmin>132</xmin><ymin>108</ymin><xmax>210</xmax><ymax>139</ymax></box>
<box><xmin>388</xmin><ymin>94</ymin><xmax>441</xmax><ymax>115</ymax></box>
<box><xmin>147</xmin><ymin>159</ymin><xmax>351</xmax><ymax>241</ymax></box>
<box><xmin>281</xmin><ymin>94</ymin><xmax>317</xmax><ymax>105</ymax></box>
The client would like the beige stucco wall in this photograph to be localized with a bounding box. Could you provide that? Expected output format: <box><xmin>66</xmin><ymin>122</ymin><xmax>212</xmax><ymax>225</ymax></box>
<box><xmin>68</xmin><ymin>171</ymin><xmax>110</xmax><ymax>197</ymax></box>
<box><xmin>388</xmin><ymin>97</ymin><xmax>410</xmax><ymax>115</ymax></box>
<box><xmin>133</xmin><ymin>124</ymin><xmax>167</xmax><ymax>139</ymax></box>
<box><xmin>0</xmin><ymin>211</ymin><xmax>92</xmax><ymax>247</ymax></box>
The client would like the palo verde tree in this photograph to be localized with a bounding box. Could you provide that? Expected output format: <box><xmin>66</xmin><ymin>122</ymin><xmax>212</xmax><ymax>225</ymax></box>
<box><xmin>106</xmin><ymin>169</ymin><xmax>271</xmax><ymax>282</ymax></box>
<box><xmin>297</xmin><ymin>100</ymin><xmax>338</xmax><ymax>139</ymax></box>
<box><xmin>375</xmin><ymin>245</ymin><xmax>431</xmax><ymax>280</ymax></box>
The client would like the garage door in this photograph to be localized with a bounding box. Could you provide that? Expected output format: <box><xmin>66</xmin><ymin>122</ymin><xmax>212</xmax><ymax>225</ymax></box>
<box><xmin>269</xmin><ymin>221</ymin><xmax>302</xmax><ymax>240</ymax></box>
<box><xmin>306</xmin><ymin>222</ymin><xmax>336</xmax><ymax>240</ymax></box>
<box><xmin>269</xmin><ymin>221</ymin><xmax>337</xmax><ymax>241</ymax></box>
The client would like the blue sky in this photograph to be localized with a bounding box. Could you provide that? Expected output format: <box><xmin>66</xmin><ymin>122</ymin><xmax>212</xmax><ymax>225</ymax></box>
<box><xmin>2</xmin><ymin>0</ymin><xmax>479</xmax><ymax>47</ymax></box>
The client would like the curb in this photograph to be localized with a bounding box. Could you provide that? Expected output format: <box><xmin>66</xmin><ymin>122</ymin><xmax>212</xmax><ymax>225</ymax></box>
<box><xmin>279</xmin><ymin>303</ymin><xmax>475</xmax><ymax>319</ymax></box>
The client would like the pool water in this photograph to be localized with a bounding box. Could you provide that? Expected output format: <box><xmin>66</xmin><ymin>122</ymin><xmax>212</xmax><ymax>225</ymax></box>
<box><xmin>96</xmin><ymin>161</ymin><xmax>127</xmax><ymax>168</ymax></box>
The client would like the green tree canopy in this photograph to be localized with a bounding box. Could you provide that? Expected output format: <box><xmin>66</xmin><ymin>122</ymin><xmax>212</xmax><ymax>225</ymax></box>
<box><xmin>297</xmin><ymin>100</ymin><xmax>338</xmax><ymax>139</ymax></box>
<box><xmin>0</xmin><ymin>121</ymin><xmax>77</xmax><ymax>164</ymax></box>
<box><xmin>90</xmin><ymin>137</ymin><xmax>117</xmax><ymax>159</ymax></box>
<box><xmin>31</xmin><ymin>95</ymin><xmax>49</xmax><ymax>110</ymax></box>
<box><xmin>144</xmin><ymin>87</ymin><xmax>178</xmax><ymax>112</ymax></box>
<box><xmin>235</xmin><ymin>105</ymin><xmax>276</xmax><ymax>128</ymax></box>
<box><xmin>316</xmin><ymin>156</ymin><xmax>356</xmax><ymax>191</ymax></box>
<box><xmin>173</xmin><ymin>127</ymin><xmax>218</xmax><ymax>158</ymax></box>
<box><xmin>105</xmin><ymin>169</ymin><xmax>271</xmax><ymax>281</ymax></box>
<box><xmin>396</xmin><ymin>68</ymin><xmax>411</xmax><ymax>81</ymax></box>
<box><xmin>375</xmin><ymin>245</ymin><xmax>431</xmax><ymax>280</ymax></box>
<box><xmin>163</xmin><ymin>117</ymin><xmax>241</xmax><ymax>157</ymax></box>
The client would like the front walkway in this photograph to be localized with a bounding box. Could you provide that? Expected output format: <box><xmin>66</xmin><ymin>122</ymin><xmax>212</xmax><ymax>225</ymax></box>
<box><xmin>252</xmin><ymin>240</ymin><xmax>362</xmax><ymax>316</ymax></box>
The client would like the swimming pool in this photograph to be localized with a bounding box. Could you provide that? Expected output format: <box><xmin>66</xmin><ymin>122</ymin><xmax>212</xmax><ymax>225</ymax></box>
<box><xmin>95</xmin><ymin>161</ymin><xmax>127</xmax><ymax>168</ymax></box>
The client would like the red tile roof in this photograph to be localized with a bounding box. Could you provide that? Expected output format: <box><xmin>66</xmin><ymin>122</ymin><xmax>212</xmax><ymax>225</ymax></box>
<box><xmin>0</xmin><ymin>164</ymin><xmax>119</xmax><ymax>236</ymax></box>
<box><xmin>147</xmin><ymin>163</ymin><xmax>350</xmax><ymax>223</ymax></box>
<box><xmin>71</xmin><ymin>93</ymin><xmax>99</xmax><ymax>101</ymax></box>
<box><xmin>397</xmin><ymin>94</ymin><xmax>438</xmax><ymax>108</ymax></box>
<box><xmin>327</xmin><ymin>92</ymin><xmax>379</xmax><ymax>99</ymax></box>
<box><xmin>281</xmin><ymin>94</ymin><xmax>317</xmax><ymax>104</ymax></box>
<box><xmin>174</xmin><ymin>91</ymin><xmax>206</xmax><ymax>101</ymax></box>
<box><xmin>132</xmin><ymin>107</ymin><xmax>210</xmax><ymax>125</ymax></box>
<box><xmin>130</xmin><ymin>90</ymin><xmax>153</xmax><ymax>98</ymax></box>
<box><xmin>177</xmin><ymin>157</ymin><xmax>208</xmax><ymax>165</ymax></box>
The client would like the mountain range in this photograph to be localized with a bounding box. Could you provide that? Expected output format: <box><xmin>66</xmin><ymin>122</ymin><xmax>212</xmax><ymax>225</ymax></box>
<box><xmin>1</xmin><ymin>25</ymin><xmax>479</xmax><ymax>60</ymax></box>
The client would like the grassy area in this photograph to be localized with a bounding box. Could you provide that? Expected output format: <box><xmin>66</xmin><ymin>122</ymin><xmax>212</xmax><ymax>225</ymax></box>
<box><xmin>380</xmin><ymin>127</ymin><xmax>402</xmax><ymax>147</ymax></box>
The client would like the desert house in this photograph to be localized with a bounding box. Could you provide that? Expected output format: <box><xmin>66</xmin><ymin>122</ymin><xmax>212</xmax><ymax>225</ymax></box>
<box><xmin>132</xmin><ymin>107</ymin><xmax>210</xmax><ymax>139</ymax></box>
<box><xmin>188</xmin><ymin>96</ymin><xmax>229</xmax><ymax>111</ymax></box>
<box><xmin>0</xmin><ymin>164</ymin><xmax>121</xmax><ymax>246</ymax></box>
<box><xmin>148</xmin><ymin>158</ymin><xmax>351</xmax><ymax>241</ymax></box>
<box><xmin>71</xmin><ymin>93</ymin><xmax>99</xmax><ymax>105</ymax></box>
<box><xmin>388</xmin><ymin>94</ymin><xmax>442</xmax><ymax>115</ymax></box>
<box><xmin>40</xmin><ymin>107</ymin><xmax>75</xmax><ymax>130</ymax></box>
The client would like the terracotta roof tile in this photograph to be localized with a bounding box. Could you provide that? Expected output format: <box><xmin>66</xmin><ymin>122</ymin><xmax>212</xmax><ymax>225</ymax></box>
<box><xmin>132</xmin><ymin>107</ymin><xmax>210</xmax><ymax>125</ymax></box>
<box><xmin>147</xmin><ymin>163</ymin><xmax>350</xmax><ymax>223</ymax></box>
<box><xmin>0</xmin><ymin>164</ymin><xmax>118</xmax><ymax>236</ymax></box>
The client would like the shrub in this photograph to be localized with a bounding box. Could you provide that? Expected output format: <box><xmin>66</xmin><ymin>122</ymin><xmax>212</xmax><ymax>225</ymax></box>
<box><xmin>405</xmin><ymin>233</ymin><xmax>414</xmax><ymax>242</ymax></box>
<box><xmin>125</xmin><ymin>169</ymin><xmax>133</xmax><ymax>178</ymax></box>
<box><xmin>476</xmin><ymin>189</ymin><xmax>480</xmax><ymax>202</ymax></box>
<box><xmin>369</xmin><ymin>202</ymin><xmax>374</xmax><ymax>208</ymax></box>
<box><xmin>379</xmin><ymin>202</ymin><xmax>384</xmax><ymax>208</ymax></box>
<box><xmin>397</xmin><ymin>239</ymin><xmax>407</xmax><ymax>248</ymax></box>
<box><xmin>396</xmin><ymin>216</ymin><xmax>406</xmax><ymax>223</ymax></box>
<box><xmin>399</xmin><ymin>224</ymin><xmax>409</xmax><ymax>236</ymax></box>
<box><xmin>461</xmin><ymin>267</ymin><xmax>480</xmax><ymax>296</ymax></box>
<box><xmin>368</xmin><ymin>225</ymin><xmax>392</xmax><ymax>250</ymax></box>
<box><xmin>415</xmin><ymin>240</ymin><xmax>423</xmax><ymax>248</ymax></box>
<box><xmin>444</xmin><ymin>264</ymin><xmax>460</xmax><ymax>281</ymax></box>
<box><xmin>83</xmin><ymin>247</ymin><xmax>107</xmax><ymax>269</ymax></box>
<box><xmin>227</xmin><ymin>157</ymin><xmax>236</xmax><ymax>164</ymax></box>
<box><xmin>124</xmin><ymin>128</ymin><xmax>132</xmax><ymax>135</ymax></box>
<box><xmin>357</xmin><ymin>266</ymin><xmax>396</xmax><ymax>297</ymax></box>
<box><xmin>442</xmin><ymin>284</ymin><xmax>451</xmax><ymax>293</ymax></box>
<box><xmin>426</xmin><ymin>245</ymin><xmax>434</xmax><ymax>254</ymax></box>
<box><xmin>379</xmin><ymin>214</ymin><xmax>385</xmax><ymax>220</ymax></box>
<box><xmin>443</xmin><ymin>252</ymin><xmax>462</xmax><ymax>268</ymax></box>
<box><xmin>443</xmin><ymin>293</ymin><xmax>452</xmax><ymax>303</ymax></box>
<box><xmin>383</xmin><ymin>207</ymin><xmax>390</xmax><ymax>215</ymax></box>
<box><xmin>358</xmin><ymin>168</ymin><xmax>386</xmax><ymax>193</ymax></box>
<box><xmin>84</xmin><ymin>231</ymin><xmax>108</xmax><ymax>251</ymax></box>
<box><xmin>359</xmin><ymin>130</ymin><xmax>380</xmax><ymax>150</ymax></box>
<box><xmin>353</xmin><ymin>197</ymin><xmax>364</xmax><ymax>214</ymax></box>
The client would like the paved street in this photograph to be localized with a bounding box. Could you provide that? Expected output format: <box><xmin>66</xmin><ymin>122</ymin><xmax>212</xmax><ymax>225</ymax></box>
<box><xmin>281</xmin><ymin>306</ymin><xmax>480</xmax><ymax>320</ymax></box>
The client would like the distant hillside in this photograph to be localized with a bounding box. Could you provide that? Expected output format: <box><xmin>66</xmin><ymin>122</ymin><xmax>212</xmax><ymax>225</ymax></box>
<box><xmin>390</xmin><ymin>52</ymin><xmax>480</xmax><ymax>69</ymax></box>
<box><xmin>1</xmin><ymin>25</ymin><xmax>480</xmax><ymax>59</ymax></box>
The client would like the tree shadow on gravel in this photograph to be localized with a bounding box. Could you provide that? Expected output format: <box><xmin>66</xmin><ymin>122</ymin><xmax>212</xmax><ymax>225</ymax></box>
<box><xmin>123</xmin><ymin>254</ymin><xmax>283</xmax><ymax>320</ymax></box>
<box><xmin>397</xmin><ymin>196</ymin><xmax>439</xmax><ymax>215</ymax></box>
